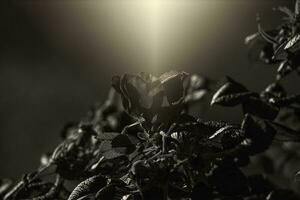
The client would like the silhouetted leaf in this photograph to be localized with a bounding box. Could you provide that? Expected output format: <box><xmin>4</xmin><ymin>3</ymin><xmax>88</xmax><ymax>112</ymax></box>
<box><xmin>211</xmin><ymin>77</ymin><xmax>251</xmax><ymax>106</ymax></box>
<box><xmin>160</xmin><ymin>71</ymin><xmax>187</xmax><ymax>105</ymax></box>
<box><xmin>262</xmin><ymin>82</ymin><xmax>287</xmax><ymax>99</ymax></box>
<box><xmin>276</xmin><ymin>60</ymin><xmax>294</xmax><ymax>80</ymax></box>
<box><xmin>259</xmin><ymin>155</ymin><xmax>275</xmax><ymax>174</ymax></box>
<box><xmin>168</xmin><ymin>183</ymin><xmax>189</xmax><ymax>199</ymax></box>
<box><xmin>102</xmin><ymin>149</ymin><xmax>124</xmax><ymax>160</ymax></box>
<box><xmin>68</xmin><ymin>175</ymin><xmax>107</xmax><ymax>200</ymax></box>
<box><xmin>260</xmin><ymin>43</ymin><xmax>277</xmax><ymax>64</ymax></box>
<box><xmin>274</xmin><ymin>41</ymin><xmax>288</xmax><ymax>61</ymax></box>
<box><xmin>98</xmin><ymin>132</ymin><xmax>119</xmax><ymax>140</ymax></box>
<box><xmin>191</xmin><ymin>182</ymin><xmax>213</xmax><ymax>200</ymax></box>
<box><xmin>219</xmin><ymin>127</ymin><xmax>244</xmax><ymax>150</ymax></box>
<box><xmin>278</xmin><ymin>6</ymin><xmax>294</xmax><ymax>21</ymax></box>
<box><xmin>241</xmin><ymin>114</ymin><xmax>275</xmax><ymax>155</ymax></box>
<box><xmin>112</xmin><ymin>71</ymin><xmax>188</xmax><ymax>128</ymax></box>
<box><xmin>284</xmin><ymin>34</ymin><xmax>300</xmax><ymax>53</ymax></box>
<box><xmin>111</xmin><ymin>134</ymin><xmax>135</xmax><ymax>154</ymax></box>
<box><xmin>242</xmin><ymin>97</ymin><xmax>279</xmax><ymax>120</ymax></box>
<box><xmin>268</xmin><ymin>121</ymin><xmax>300</xmax><ymax>142</ymax></box>
<box><xmin>269</xmin><ymin>94</ymin><xmax>300</xmax><ymax>107</ymax></box>
<box><xmin>247</xmin><ymin>175</ymin><xmax>273</xmax><ymax>195</ymax></box>
<box><xmin>95</xmin><ymin>184</ymin><xmax>125</xmax><ymax>200</ymax></box>
<box><xmin>208</xmin><ymin>163</ymin><xmax>249</xmax><ymax>196</ymax></box>
<box><xmin>184</xmin><ymin>74</ymin><xmax>212</xmax><ymax>104</ymax></box>
<box><xmin>201</xmin><ymin>119</ymin><xmax>231</xmax><ymax>131</ymax></box>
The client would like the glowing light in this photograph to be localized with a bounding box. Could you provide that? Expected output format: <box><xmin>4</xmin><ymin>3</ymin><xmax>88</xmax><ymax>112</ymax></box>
<box><xmin>100</xmin><ymin>0</ymin><xmax>214</xmax><ymax>73</ymax></box>
<box><xmin>38</xmin><ymin>0</ymin><xmax>228</xmax><ymax>73</ymax></box>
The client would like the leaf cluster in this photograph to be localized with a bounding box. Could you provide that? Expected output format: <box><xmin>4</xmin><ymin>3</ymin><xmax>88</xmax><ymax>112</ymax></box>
<box><xmin>2</xmin><ymin>1</ymin><xmax>300</xmax><ymax>200</ymax></box>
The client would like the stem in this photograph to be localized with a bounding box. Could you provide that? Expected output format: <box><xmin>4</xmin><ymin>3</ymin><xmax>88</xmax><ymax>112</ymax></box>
<box><xmin>160</xmin><ymin>131</ymin><xmax>168</xmax><ymax>154</ymax></box>
<box><xmin>3</xmin><ymin>163</ymin><xmax>52</xmax><ymax>200</ymax></box>
<box><xmin>148</xmin><ymin>151</ymin><xmax>162</xmax><ymax>162</ymax></box>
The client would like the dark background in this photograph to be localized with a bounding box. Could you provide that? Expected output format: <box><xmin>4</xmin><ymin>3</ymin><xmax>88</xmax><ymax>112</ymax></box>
<box><xmin>0</xmin><ymin>0</ymin><xmax>298</xmax><ymax>179</ymax></box>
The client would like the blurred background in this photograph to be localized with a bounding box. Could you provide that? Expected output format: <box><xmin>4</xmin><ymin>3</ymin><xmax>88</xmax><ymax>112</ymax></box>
<box><xmin>0</xmin><ymin>0</ymin><xmax>298</xmax><ymax>179</ymax></box>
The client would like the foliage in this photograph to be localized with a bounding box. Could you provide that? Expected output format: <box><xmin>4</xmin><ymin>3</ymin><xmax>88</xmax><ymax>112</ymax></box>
<box><xmin>2</xmin><ymin>1</ymin><xmax>300</xmax><ymax>200</ymax></box>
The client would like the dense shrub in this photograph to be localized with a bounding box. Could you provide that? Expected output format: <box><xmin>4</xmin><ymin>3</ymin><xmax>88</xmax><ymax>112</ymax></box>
<box><xmin>2</xmin><ymin>1</ymin><xmax>300</xmax><ymax>200</ymax></box>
